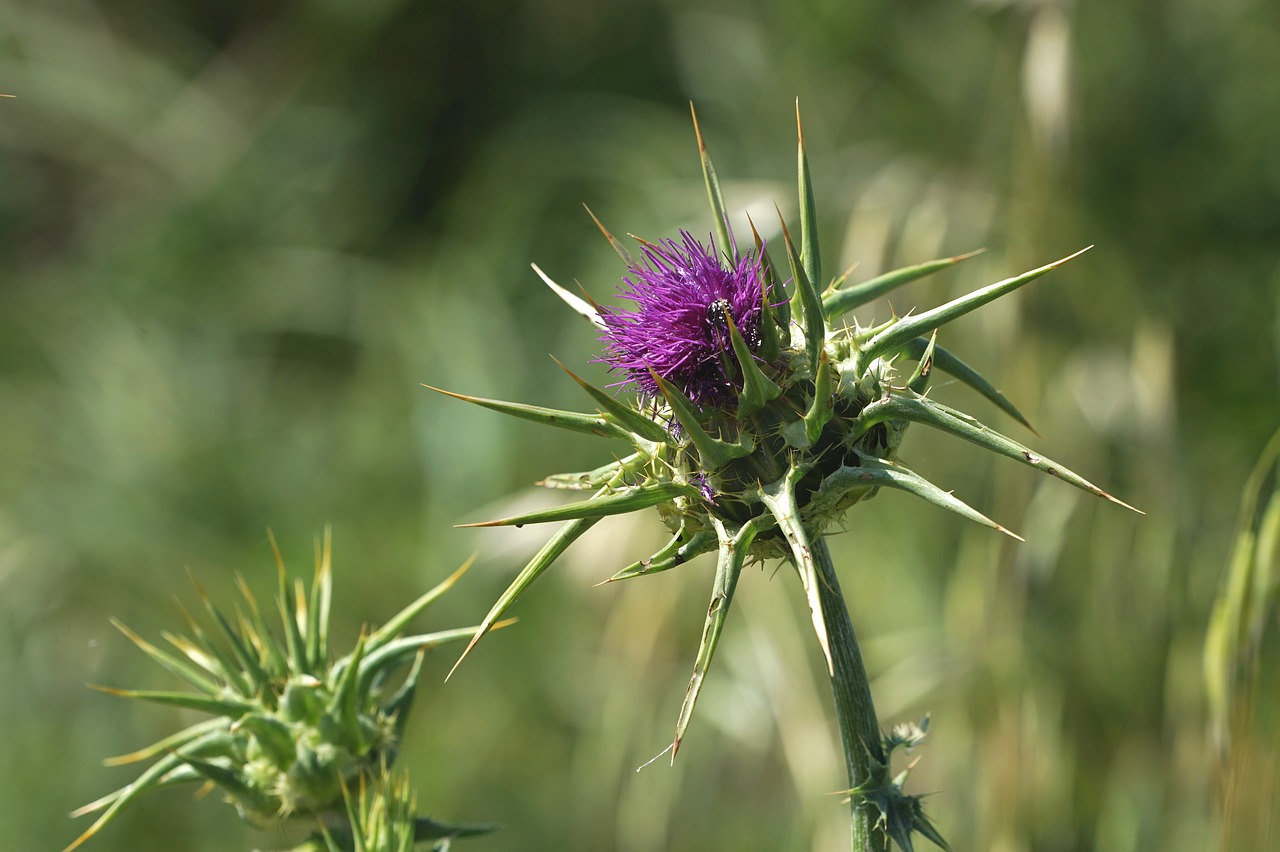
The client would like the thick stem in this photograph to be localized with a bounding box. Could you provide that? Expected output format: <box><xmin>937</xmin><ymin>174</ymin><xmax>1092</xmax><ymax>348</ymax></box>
<box><xmin>812</xmin><ymin>536</ymin><xmax>888</xmax><ymax>852</ymax></box>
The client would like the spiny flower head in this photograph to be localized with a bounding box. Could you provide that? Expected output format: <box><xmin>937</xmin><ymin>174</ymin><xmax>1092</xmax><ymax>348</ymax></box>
<box><xmin>599</xmin><ymin>230</ymin><xmax>770</xmax><ymax>406</ymax></box>
<box><xmin>68</xmin><ymin>532</ymin><xmax>495</xmax><ymax>852</ymax></box>
<box><xmin>430</xmin><ymin>104</ymin><xmax>1137</xmax><ymax>811</ymax></box>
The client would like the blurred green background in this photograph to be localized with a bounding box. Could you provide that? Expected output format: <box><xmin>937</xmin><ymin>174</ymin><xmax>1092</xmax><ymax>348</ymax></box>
<box><xmin>3</xmin><ymin>0</ymin><xmax>1278</xmax><ymax>849</ymax></box>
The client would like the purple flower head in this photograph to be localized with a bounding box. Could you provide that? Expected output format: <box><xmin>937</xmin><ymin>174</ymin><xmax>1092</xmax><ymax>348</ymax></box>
<box><xmin>599</xmin><ymin>231</ymin><xmax>770</xmax><ymax>406</ymax></box>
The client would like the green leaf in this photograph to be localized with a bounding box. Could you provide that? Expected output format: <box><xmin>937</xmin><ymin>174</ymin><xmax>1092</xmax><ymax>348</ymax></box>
<box><xmin>326</xmin><ymin>630</ymin><xmax>369</xmax><ymax>752</ymax></box>
<box><xmin>906</xmin><ymin>331</ymin><xmax>937</xmax><ymax>395</ymax></box>
<box><xmin>232</xmin><ymin>713</ymin><xmax>295</xmax><ymax>769</ymax></box>
<box><xmin>726</xmin><ymin>312</ymin><xmax>782</xmax><ymax>419</ymax></box>
<box><xmin>796</xmin><ymin>101</ymin><xmax>822</xmax><ymax>294</ymax></box>
<box><xmin>857</xmin><ymin>392</ymin><xmax>1140</xmax><ymax>512</ymax></box>
<box><xmin>804</xmin><ymin>349</ymin><xmax>835</xmax><ymax>446</ymax></box>
<box><xmin>364</xmin><ymin>556</ymin><xmax>475</xmax><ymax>657</ymax></box>
<box><xmin>553</xmin><ymin>357</ymin><xmax>671</xmax><ymax>443</ymax></box>
<box><xmin>101</xmin><ymin>717</ymin><xmax>230</xmax><ymax>767</ymax></box>
<box><xmin>384</xmin><ymin>650</ymin><xmax>426</xmax><ymax>746</ymax></box>
<box><xmin>66</xmin><ymin>732</ymin><xmax>234</xmax><ymax>852</ymax></box>
<box><xmin>424</xmin><ymin>384</ymin><xmax>632</xmax><ymax>442</ymax></box>
<box><xmin>456</xmin><ymin>481</ymin><xmax>696</xmax><ymax>528</ymax></box>
<box><xmin>691</xmin><ymin>102</ymin><xmax>732</xmax><ymax>260</ymax></box>
<box><xmin>860</xmin><ymin>247</ymin><xmax>1091</xmax><ymax>365</ymax></box>
<box><xmin>309</xmin><ymin>529</ymin><xmax>333</xmax><ymax>670</ymax></box>
<box><xmin>672</xmin><ymin>516</ymin><xmax>767</xmax><ymax>757</ymax></box>
<box><xmin>748</xmin><ymin>212</ymin><xmax>790</xmax><ymax>335</ymax></box>
<box><xmin>448</xmin><ymin>516</ymin><xmax>600</xmax><ymax>679</ymax></box>
<box><xmin>815</xmin><ymin>457</ymin><xmax>1022</xmax><ymax>540</ymax></box>
<box><xmin>359</xmin><ymin>625</ymin><xmax>502</xmax><ymax>695</ymax></box>
<box><xmin>234</xmin><ymin>573</ymin><xmax>288</xmax><ymax>679</ymax></box>
<box><xmin>900</xmin><ymin>336</ymin><xmax>1033</xmax><ymax>431</ymax></box>
<box><xmin>822</xmin><ymin>249</ymin><xmax>984</xmax><ymax>321</ymax></box>
<box><xmin>109</xmin><ymin>618</ymin><xmax>221</xmax><ymax>696</ymax></box>
<box><xmin>602</xmin><ymin>527</ymin><xmax>718</xmax><ymax>583</ymax></box>
<box><xmin>271</xmin><ymin>531</ymin><xmax>309</xmax><ymax>675</ymax></box>
<box><xmin>180</xmin><ymin>575</ymin><xmax>254</xmax><ymax>697</ymax></box>
<box><xmin>88</xmin><ymin>685</ymin><xmax>257</xmax><ymax>718</ymax></box>
<box><xmin>757</xmin><ymin>465</ymin><xmax>833</xmax><ymax>674</ymax></box>
<box><xmin>651</xmin><ymin>371</ymin><xmax>754</xmax><ymax>469</ymax></box>
<box><xmin>410</xmin><ymin>817</ymin><xmax>498</xmax><ymax>842</ymax></box>
<box><xmin>776</xmin><ymin>205</ymin><xmax>825</xmax><ymax>374</ymax></box>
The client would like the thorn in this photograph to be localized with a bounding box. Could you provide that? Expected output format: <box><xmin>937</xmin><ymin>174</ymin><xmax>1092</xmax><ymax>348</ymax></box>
<box><xmin>690</xmin><ymin>101</ymin><xmax>707</xmax><ymax>153</ymax></box>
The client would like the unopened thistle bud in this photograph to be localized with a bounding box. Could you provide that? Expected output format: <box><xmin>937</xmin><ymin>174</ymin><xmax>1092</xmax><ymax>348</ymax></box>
<box><xmin>68</xmin><ymin>532</ymin><xmax>495</xmax><ymax>852</ymax></box>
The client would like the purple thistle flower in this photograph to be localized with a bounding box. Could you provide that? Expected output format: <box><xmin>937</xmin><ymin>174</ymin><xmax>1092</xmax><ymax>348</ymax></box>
<box><xmin>599</xmin><ymin>231</ymin><xmax>769</xmax><ymax>406</ymax></box>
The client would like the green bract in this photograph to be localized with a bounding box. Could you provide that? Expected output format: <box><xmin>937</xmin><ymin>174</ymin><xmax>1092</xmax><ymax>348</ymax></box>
<box><xmin>434</xmin><ymin>104</ymin><xmax>1137</xmax><ymax>771</ymax></box>
<box><xmin>68</xmin><ymin>532</ymin><xmax>496</xmax><ymax>852</ymax></box>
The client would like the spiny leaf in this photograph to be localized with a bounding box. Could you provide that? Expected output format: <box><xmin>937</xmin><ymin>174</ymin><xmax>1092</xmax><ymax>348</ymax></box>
<box><xmin>858</xmin><ymin>393</ymin><xmax>1140</xmax><ymax>512</ymax></box>
<box><xmin>109</xmin><ymin>618</ymin><xmax>221</xmax><ymax>697</ymax></box>
<box><xmin>66</xmin><ymin>735</ymin><xmax>228</xmax><ymax>852</ymax></box>
<box><xmin>171</xmin><ymin>752</ymin><xmax>273</xmax><ymax>813</ymax></box>
<box><xmin>363</xmin><ymin>556</ymin><xmax>476</xmax><ymax>658</ymax></box>
<box><xmin>456</xmin><ymin>481</ymin><xmax>697</xmax><ymax>528</ymax></box>
<box><xmin>183</xmin><ymin>572</ymin><xmax>253</xmax><ymax>696</ymax></box>
<box><xmin>691</xmin><ymin>102</ymin><xmax>732</xmax><ymax>259</ymax></box>
<box><xmin>448</xmin><ymin>516</ymin><xmax>600</xmax><ymax>679</ymax></box>
<box><xmin>88</xmin><ymin>685</ymin><xmax>258</xmax><ymax>718</ymax></box>
<box><xmin>650</xmin><ymin>370</ymin><xmax>754</xmax><ymax>468</ymax></box>
<box><xmin>725</xmin><ymin>311</ymin><xmax>782</xmax><ymax>419</ymax></box>
<box><xmin>326</xmin><ymin>631</ymin><xmax>368</xmax><ymax>753</ymax></box>
<box><xmin>906</xmin><ymin>331</ymin><xmax>937</xmax><ymax>394</ymax></box>
<box><xmin>822</xmin><ymin>249</ymin><xmax>985</xmax><ymax>321</ymax></box>
<box><xmin>308</xmin><ymin>527</ymin><xmax>333</xmax><ymax>671</ymax></box>
<box><xmin>358</xmin><ymin>622</ymin><xmax>514</xmax><ymax>699</ymax></box>
<box><xmin>748</xmin><ymin>211</ymin><xmax>790</xmax><ymax>334</ymax></box>
<box><xmin>860</xmin><ymin>247</ymin><xmax>1092</xmax><ymax>365</ymax></box>
<box><xmin>804</xmin><ymin>350</ymin><xmax>835</xmax><ymax>445</ymax></box>
<box><xmin>900</xmin><ymin>336</ymin><xmax>1033</xmax><ymax>431</ymax></box>
<box><xmin>270</xmin><ymin>530</ymin><xmax>308</xmax><ymax>675</ymax></box>
<box><xmin>815</xmin><ymin>458</ymin><xmax>1023</xmax><ymax>540</ymax></box>
<box><xmin>424</xmin><ymin>384</ymin><xmax>631</xmax><ymax>442</ymax></box>
<box><xmin>101</xmin><ymin>718</ymin><xmax>230</xmax><ymax>767</ymax></box>
<box><xmin>673</xmin><ymin>516</ymin><xmax>766</xmax><ymax>758</ymax></box>
<box><xmin>776</xmin><ymin>204</ymin><xmax>825</xmax><ymax>374</ymax></box>
<box><xmin>539</xmin><ymin>456</ymin><xmax>633</xmax><ymax>491</ymax></box>
<box><xmin>757</xmin><ymin>465</ymin><xmax>833</xmax><ymax>674</ymax></box>
<box><xmin>553</xmin><ymin>357</ymin><xmax>670</xmax><ymax>443</ymax></box>
<box><xmin>796</xmin><ymin>100</ymin><xmax>822</xmax><ymax>294</ymax></box>
<box><xmin>234</xmin><ymin>573</ymin><xmax>287</xmax><ymax>677</ymax></box>
<box><xmin>385</xmin><ymin>650</ymin><xmax>427</xmax><ymax>747</ymax></box>
<box><xmin>600</xmin><ymin>527</ymin><xmax>719</xmax><ymax>583</ymax></box>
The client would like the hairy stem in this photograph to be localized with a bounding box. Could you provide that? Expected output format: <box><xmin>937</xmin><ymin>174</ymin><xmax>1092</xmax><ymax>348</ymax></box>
<box><xmin>813</xmin><ymin>536</ymin><xmax>888</xmax><ymax>852</ymax></box>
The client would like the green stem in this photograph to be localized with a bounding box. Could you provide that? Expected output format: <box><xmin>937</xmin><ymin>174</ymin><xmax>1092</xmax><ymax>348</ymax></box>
<box><xmin>813</xmin><ymin>536</ymin><xmax>888</xmax><ymax>852</ymax></box>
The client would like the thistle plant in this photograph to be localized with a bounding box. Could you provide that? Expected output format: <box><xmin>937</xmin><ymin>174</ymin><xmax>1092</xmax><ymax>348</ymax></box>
<box><xmin>68</xmin><ymin>532</ymin><xmax>496</xmax><ymax>852</ymax></box>
<box><xmin>432</xmin><ymin>103</ymin><xmax>1136</xmax><ymax>852</ymax></box>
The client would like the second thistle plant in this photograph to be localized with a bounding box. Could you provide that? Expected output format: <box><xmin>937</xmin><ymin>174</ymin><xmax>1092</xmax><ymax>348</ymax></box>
<box><xmin>432</xmin><ymin>103</ymin><xmax>1137</xmax><ymax>850</ymax></box>
<box><xmin>69</xmin><ymin>532</ymin><xmax>496</xmax><ymax>852</ymax></box>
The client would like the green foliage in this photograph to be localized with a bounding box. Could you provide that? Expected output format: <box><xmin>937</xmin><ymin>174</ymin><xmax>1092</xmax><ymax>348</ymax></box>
<box><xmin>66</xmin><ymin>534</ymin><xmax>490</xmax><ymax>851</ymax></box>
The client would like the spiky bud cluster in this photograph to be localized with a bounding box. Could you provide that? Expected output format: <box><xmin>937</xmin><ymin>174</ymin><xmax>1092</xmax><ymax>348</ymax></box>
<box><xmin>431</xmin><ymin>105</ymin><xmax>1136</xmax><ymax>848</ymax></box>
<box><xmin>69</xmin><ymin>533</ymin><xmax>494</xmax><ymax>852</ymax></box>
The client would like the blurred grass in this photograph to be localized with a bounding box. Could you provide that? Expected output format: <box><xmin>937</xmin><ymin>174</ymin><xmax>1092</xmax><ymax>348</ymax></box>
<box><xmin>2</xmin><ymin>0</ymin><xmax>1278</xmax><ymax>849</ymax></box>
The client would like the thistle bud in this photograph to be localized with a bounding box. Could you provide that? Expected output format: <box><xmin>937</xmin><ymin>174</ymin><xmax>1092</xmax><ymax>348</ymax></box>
<box><xmin>68</xmin><ymin>532</ymin><xmax>494</xmax><ymax>851</ymax></box>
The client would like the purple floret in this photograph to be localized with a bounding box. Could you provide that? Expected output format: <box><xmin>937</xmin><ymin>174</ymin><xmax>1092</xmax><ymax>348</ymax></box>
<box><xmin>599</xmin><ymin>231</ymin><xmax>769</xmax><ymax>406</ymax></box>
